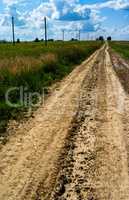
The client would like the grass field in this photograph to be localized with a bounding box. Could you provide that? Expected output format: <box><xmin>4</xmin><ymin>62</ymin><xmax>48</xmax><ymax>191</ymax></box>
<box><xmin>110</xmin><ymin>41</ymin><xmax>129</xmax><ymax>60</ymax></box>
<box><xmin>0</xmin><ymin>41</ymin><xmax>102</xmax><ymax>135</ymax></box>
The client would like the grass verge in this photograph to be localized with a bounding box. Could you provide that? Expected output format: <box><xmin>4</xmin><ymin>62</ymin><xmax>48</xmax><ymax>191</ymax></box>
<box><xmin>110</xmin><ymin>41</ymin><xmax>129</xmax><ymax>60</ymax></box>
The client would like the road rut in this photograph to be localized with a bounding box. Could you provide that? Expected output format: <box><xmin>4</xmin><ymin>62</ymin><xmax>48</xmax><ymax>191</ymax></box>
<box><xmin>50</xmin><ymin>46</ymin><xmax>129</xmax><ymax>200</ymax></box>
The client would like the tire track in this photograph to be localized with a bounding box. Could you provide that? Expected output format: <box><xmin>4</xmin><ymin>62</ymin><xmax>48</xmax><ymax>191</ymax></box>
<box><xmin>50</xmin><ymin>45</ymin><xmax>129</xmax><ymax>200</ymax></box>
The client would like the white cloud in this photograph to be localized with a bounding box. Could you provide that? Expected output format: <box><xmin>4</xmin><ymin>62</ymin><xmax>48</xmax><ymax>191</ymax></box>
<box><xmin>0</xmin><ymin>0</ymin><xmax>129</xmax><ymax>40</ymax></box>
<box><xmin>80</xmin><ymin>0</ymin><xmax>129</xmax><ymax>10</ymax></box>
<box><xmin>26</xmin><ymin>0</ymin><xmax>100</xmax><ymax>31</ymax></box>
<box><xmin>3</xmin><ymin>0</ymin><xmax>27</xmax><ymax>6</ymax></box>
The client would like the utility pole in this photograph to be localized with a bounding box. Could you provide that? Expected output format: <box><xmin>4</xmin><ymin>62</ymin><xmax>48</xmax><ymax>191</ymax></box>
<box><xmin>12</xmin><ymin>16</ymin><xmax>15</xmax><ymax>45</ymax></box>
<box><xmin>76</xmin><ymin>30</ymin><xmax>78</xmax><ymax>40</ymax></box>
<box><xmin>87</xmin><ymin>33</ymin><xmax>89</xmax><ymax>41</ymax></box>
<box><xmin>62</xmin><ymin>30</ymin><xmax>65</xmax><ymax>41</ymax></box>
<box><xmin>79</xmin><ymin>30</ymin><xmax>81</xmax><ymax>41</ymax></box>
<box><xmin>44</xmin><ymin>17</ymin><xmax>47</xmax><ymax>46</ymax></box>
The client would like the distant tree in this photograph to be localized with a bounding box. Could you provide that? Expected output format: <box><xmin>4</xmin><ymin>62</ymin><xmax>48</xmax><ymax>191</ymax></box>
<box><xmin>17</xmin><ymin>38</ymin><xmax>20</xmax><ymax>43</ymax></box>
<box><xmin>48</xmin><ymin>39</ymin><xmax>54</xmax><ymax>42</ymax></box>
<box><xmin>34</xmin><ymin>38</ymin><xmax>40</xmax><ymax>42</ymax></box>
<box><xmin>99</xmin><ymin>36</ymin><xmax>104</xmax><ymax>41</ymax></box>
<box><xmin>107</xmin><ymin>36</ymin><xmax>112</xmax><ymax>41</ymax></box>
<box><xmin>71</xmin><ymin>38</ymin><xmax>78</xmax><ymax>41</ymax></box>
<box><xmin>0</xmin><ymin>40</ymin><xmax>7</xmax><ymax>43</ymax></box>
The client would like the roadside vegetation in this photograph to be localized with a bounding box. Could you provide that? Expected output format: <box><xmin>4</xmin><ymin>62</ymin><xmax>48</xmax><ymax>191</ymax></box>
<box><xmin>110</xmin><ymin>41</ymin><xmax>129</xmax><ymax>60</ymax></box>
<box><xmin>0</xmin><ymin>41</ymin><xmax>102</xmax><ymax>135</ymax></box>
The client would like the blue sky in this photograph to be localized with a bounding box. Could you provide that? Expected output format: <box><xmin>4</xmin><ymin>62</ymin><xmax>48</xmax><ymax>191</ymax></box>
<box><xmin>0</xmin><ymin>0</ymin><xmax>129</xmax><ymax>41</ymax></box>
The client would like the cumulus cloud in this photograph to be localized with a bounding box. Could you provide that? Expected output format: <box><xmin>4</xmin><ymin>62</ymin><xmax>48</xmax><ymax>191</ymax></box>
<box><xmin>81</xmin><ymin>0</ymin><xmax>129</xmax><ymax>10</ymax></box>
<box><xmin>0</xmin><ymin>5</ymin><xmax>26</xmax><ymax>27</ymax></box>
<box><xmin>26</xmin><ymin>0</ymin><xmax>100</xmax><ymax>33</ymax></box>
<box><xmin>3</xmin><ymin>0</ymin><xmax>27</xmax><ymax>6</ymax></box>
<box><xmin>0</xmin><ymin>0</ymin><xmax>129</xmax><ymax>40</ymax></box>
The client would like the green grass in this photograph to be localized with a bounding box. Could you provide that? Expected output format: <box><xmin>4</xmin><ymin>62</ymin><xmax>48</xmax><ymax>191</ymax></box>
<box><xmin>109</xmin><ymin>41</ymin><xmax>129</xmax><ymax>60</ymax></box>
<box><xmin>0</xmin><ymin>41</ymin><xmax>102</xmax><ymax>135</ymax></box>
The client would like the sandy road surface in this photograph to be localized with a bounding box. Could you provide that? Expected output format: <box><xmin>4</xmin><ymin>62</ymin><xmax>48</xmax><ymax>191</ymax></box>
<box><xmin>50</xmin><ymin>46</ymin><xmax>129</xmax><ymax>200</ymax></box>
<box><xmin>1</xmin><ymin>44</ymin><xmax>129</xmax><ymax>200</ymax></box>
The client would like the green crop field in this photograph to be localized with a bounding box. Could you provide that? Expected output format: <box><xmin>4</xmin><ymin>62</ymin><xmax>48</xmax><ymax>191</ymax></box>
<box><xmin>110</xmin><ymin>41</ymin><xmax>129</xmax><ymax>60</ymax></box>
<box><xmin>0</xmin><ymin>41</ymin><xmax>102</xmax><ymax>136</ymax></box>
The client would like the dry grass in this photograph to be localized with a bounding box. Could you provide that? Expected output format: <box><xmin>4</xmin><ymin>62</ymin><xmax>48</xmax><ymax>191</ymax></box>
<box><xmin>40</xmin><ymin>53</ymin><xmax>57</xmax><ymax>64</ymax></box>
<box><xmin>0</xmin><ymin>53</ymin><xmax>57</xmax><ymax>75</ymax></box>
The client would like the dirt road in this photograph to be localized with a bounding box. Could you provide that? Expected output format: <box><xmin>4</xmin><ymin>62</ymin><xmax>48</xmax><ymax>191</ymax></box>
<box><xmin>0</xmin><ymin>44</ymin><xmax>129</xmax><ymax>200</ymax></box>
